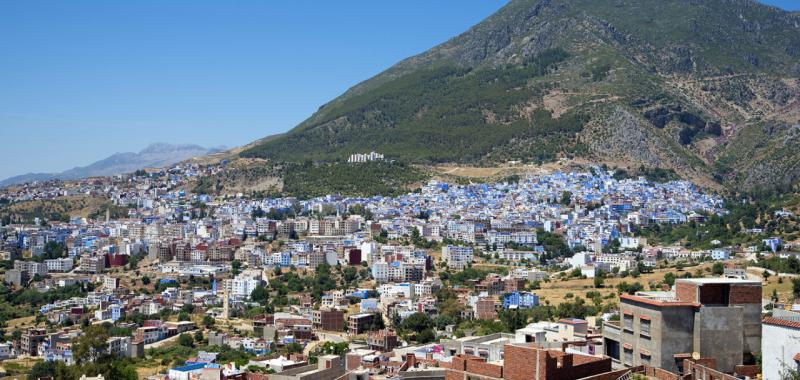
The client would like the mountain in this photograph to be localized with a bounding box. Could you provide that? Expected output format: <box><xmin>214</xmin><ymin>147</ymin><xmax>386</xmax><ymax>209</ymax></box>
<box><xmin>242</xmin><ymin>0</ymin><xmax>800</xmax><ymax>191</ymax></box>
<box><xmin>1</xmin><ymin>143</ymin><xmax>223</xmax><ymax>187</ymax></box>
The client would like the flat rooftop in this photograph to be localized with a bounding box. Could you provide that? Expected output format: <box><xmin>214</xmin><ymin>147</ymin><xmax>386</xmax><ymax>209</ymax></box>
<box><xmin>677</xmin><ymin>278</ymin><xmax>760</xmax><ymax>285</ymax></box>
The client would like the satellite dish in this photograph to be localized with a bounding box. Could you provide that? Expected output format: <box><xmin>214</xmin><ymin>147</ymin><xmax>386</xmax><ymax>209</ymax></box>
<box><xmin>691</xmin><ymin>352</ymin><xmax>701</xmax><ymax>361</ymax></box>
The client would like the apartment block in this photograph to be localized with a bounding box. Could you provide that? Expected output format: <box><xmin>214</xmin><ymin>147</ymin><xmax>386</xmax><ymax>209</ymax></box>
<box><xmin>602</xmin><ymin>278</ymin><xmax>761</xmax><ymax>373</ymax></box>
<box><xmin>348</xmin><ymin>313</ymin><xmax>374</xmax><ymax>335</ymax></box>
<box><xmin>312</xmin><ymin>309</ymin><xmax>344</xmax><ymax>332</ymax></box>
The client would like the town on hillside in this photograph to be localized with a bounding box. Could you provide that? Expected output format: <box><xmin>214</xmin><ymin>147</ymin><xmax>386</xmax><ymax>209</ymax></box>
<box><xmin>1</xmin><ymin>162</ymin><xmax>799</xmax><ymax>380</ymax></box>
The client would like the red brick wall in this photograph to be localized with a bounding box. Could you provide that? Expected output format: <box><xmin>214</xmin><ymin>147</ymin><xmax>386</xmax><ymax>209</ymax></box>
<box><xmin>675</xmin><ymin>282</ymin><xmax>697</xmax><ymax>303</ymax></box>
<box><xmin>346</xmin><ymin>353</ymin><xmax>362</xmax><ymax>370</ymax></box>
<box><xmin>644</xmin><ymin>367</ymin><xmax>682</xmax><ymax>380</ymax></box>
<box><xmin>445</xmin><ymin>370</ymin><xmax>465</xmax><ymax>380</ymax></box>
<box><xmin>698</xmin><ymin>284</ymin><xmax>728</xmax><ymax>305</ymax></box>
<box><xmin>729</xmin><ymin>284</ymin><xmax>761</xmax><ymax>304</ymax></box>
<box><xmin>563</xmin><ymin>357</ymin><xmax>612</xmax><ymax>380</ymax></box>
<box><xmin>503</xmin><ymin>344</ymin><xmax>611</xmax><ymax>380</ymax></box>
<box><xmin>504</xmin><ymin>345</ymin><xmax>538</xmax><ymax>380</ymax></box>
<box><xmin>466</xmin><ymin>359</ymin><xmax>503</xmax><ymax>378</ymax></box>
<box><xmin>684</xmin><ymin>361</ymin><xmax>739</xmax><ymax>380</ymax></box>
<box><xmin>579</xmin><ymin>366</ymin><xmax>645</xmax><ymax>380</ymax></box>
<box><xmin>734</xmin><ymin>365</ymin><xmax>759</xmax><ymax>378</ymax></box>
<box><xmin>451</xmin><ymin>355</ymin><xmax>468</xmax><ymax>371</ymax></box>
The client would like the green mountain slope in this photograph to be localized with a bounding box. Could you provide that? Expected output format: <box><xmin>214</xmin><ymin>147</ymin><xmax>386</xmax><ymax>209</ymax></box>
<box><xmin>243</xmin><ymin>0</ymin><xmax>800</xmax><ymax>191</ymax></box>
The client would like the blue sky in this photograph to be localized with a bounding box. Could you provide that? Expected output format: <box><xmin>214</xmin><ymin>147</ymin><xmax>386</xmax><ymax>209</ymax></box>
<box><xmin>0</xmin><ymin>1</ymin><xmax>796</xmax><ymax>179</ymax></box>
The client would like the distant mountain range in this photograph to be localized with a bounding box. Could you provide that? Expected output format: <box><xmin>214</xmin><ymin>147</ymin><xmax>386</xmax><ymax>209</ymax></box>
<box><xmin>242</xmin><ymin>0</ymin><xmax>800</xmax><ymax>191</ymax></box>
<box><xmin>1</xmin><ymin>143</ymin><xmax>223</xmax><ymax>187</ymax></box>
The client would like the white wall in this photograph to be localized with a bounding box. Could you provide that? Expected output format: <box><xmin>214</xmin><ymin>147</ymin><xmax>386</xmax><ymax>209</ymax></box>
<box><xmin>763</xmin><ymin>323</ymin><xmax>800</xmax><ymax>380</ymax></box>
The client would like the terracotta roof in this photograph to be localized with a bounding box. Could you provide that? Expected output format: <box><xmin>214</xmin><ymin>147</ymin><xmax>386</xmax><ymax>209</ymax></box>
<box><xmin>763</xmin><ymin>317</ymin><xmax>800</xmax><ymax>329</ymax></box>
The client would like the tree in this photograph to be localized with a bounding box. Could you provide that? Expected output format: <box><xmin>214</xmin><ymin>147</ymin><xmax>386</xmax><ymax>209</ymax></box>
<box><xmin>560</xmin><ymin>191</ymin><xmax>572</xmax><ymax>205</ymax></box>
<box><xmin>498</xmin><ymin>309</ymin><xmax>529</xmax><ymax>332</ymax></box>
<box><xmin>369</xmin><ymin>312</ymin><xmax>386</xmax><ymax>331</ymax></box>
<box><xmin>400</xmin><ymin>313</ymin><xmax>433</xmax><ymax>333</ymax></box>
<box><xmin>679</xmin><ymin>126</ymin><xmax>694</xmax><ymax>145</ymax></box>
<box><xmin>178</xmin><ymin>333</ymin><xmax>194</xmax><ymax>348</ymax></box>
<box><xmin>663</xmin><ymin>272</ymin><xmax>676</xmax><ymax>287</ymax></box>
<box><xmin>711</xmin><ymin>262</ymin><xmax>724</xmax><ymax>276</ymax></box>
<box><xmin>194</xmin><ymin>330</ymin><xmax>204</xmax><ymax>344</ymax></box>
<box><xmin>320</xmin><ymin>341</ymin><xmax>349</xmax><ymax>355</ymax></box>
<box><xmin>792</xmin><ymin>278</ymin><xmax>800</xmax><ymax>299</ymax></box>
<box><xmin>141</xmin><ymin>276</ymin><xmax>151</xmax><ymax>285</ymax></box>
<box><xmin>593</xmin><ymin>276</ymin><xmax>605</xmax><ymax>288</ymax></box>
<box><xmin>284</xmin><ymin>342</ymin><xmax>303</xmax><ymax>354</ymax></box>
<box><xmin>417</xmin><ymin>328</ymin><xmax>436</xmax><ymax>344</ymax></box>
<box><xmin>250</xmin><ymin>284</ymin><xmax>269</xmax><ymax>304</ymax></box>
<box><xmin>202</xmin><ymin>315</ymin><xmax>216</xmax><ymax>328</ymax></box>
<box><xmin>231</xmin><ymin>260</ymin><xmax>242</xmax><ymax>276</ymax></box>
<box><xmin>73</xmin><ymin>324</ymin><xmax>110</xmax><ymax>364</ymax></box>
<box><xmin>178</xmin><ymin>312</ymin><xmax>191</xmax><ymax>321</ymax></box>
<box><xmin>28</xmin><ymin>361</ymin><xmax>60</xmax><ymax>379</ymax></box>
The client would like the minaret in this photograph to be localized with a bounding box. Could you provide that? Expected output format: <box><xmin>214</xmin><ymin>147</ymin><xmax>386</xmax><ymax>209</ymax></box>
<box><xmin>222</xmin><ymin>290</ymin><xmax>230</xmax><ymax>319</ymax></box>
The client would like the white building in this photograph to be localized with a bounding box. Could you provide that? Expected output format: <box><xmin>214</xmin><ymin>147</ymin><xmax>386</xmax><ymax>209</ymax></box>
<box><xmin>45</xmin><ymin>258</ymin><xmax>74</xmax><ymax>272</ymax></box>
<box><xmin>371</xmin><ymin>262</ymin><xmax>389</xmax><ymax>283</ymax></box>
<box><xmin>762</xmin><ymin>316</ymin><xmax>800</xmax><ymax>380</ymax></box>
<box><xmin>619</xmin><ymin>237</ymin><xmax>645</xmax><ymax>249</ymax></box>
<box><xmin>348</xmin><ymin>151</ymin><xmax>384</xmax><ymax>163</ymax></box>
<box><xmin>442</xmin><ymin>245</ymin><xmax>473</xmax><ymax>270</ymax></box>
<box><xmin>225</xmin><ymin>275</ymin><xmax>261</xmax><ymax>300</ymax></box>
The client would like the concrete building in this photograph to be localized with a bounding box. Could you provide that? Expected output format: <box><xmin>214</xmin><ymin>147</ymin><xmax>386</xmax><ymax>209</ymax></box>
<box><xmin>312</xmin><ymin>309</ymin><xmax>344</xmax><ymax>332</ymax></box>
<box><xmin>268</xmin><ymin>355</ymin><xmax>344</xmax><ymax>380</ymax></box>
<box><xmin>79</xmin><ymin>255</ymin><xmax>105</xmax><ymax>273</ymax></box>
<box><xmin>20</xmin><ymin>328</ymin><xmax>47</xmax><ymax>356</ymax></box>
<box><xmin>4</xmin><ymin>268</ymin><xmax>28</xmax><ymax>287</ymax></box>
<box><xmin>442</xmin><ymin>245</ymin><xmax>473</xmax><ymax>270</ymax></box>
<box><xmin>348</xmin><ymin>313</ymin><xmax>374</xmax><ymax>335</ymax></box>
<box><xmin>602</xmin><ymin>278</ymin><xmax>761</xmax><ymax>373</ymax></box>
<box><xmin>45</xmin><ymin>258</ymin><xmax>74</xmax><ymax>272</ymax></box>
<box><xmin>475</xmin><ymin>297</ymin><xmax>498</xmax><ymax>320</ymax></box>
<box><xmin>762</xmin><ymin>317</ymin><xmax>800</xmax><ymax>380</ymax></box>
<box><xmin>367</xmin><ymin>329</ymin><xmax>398</xmax><ymax>352</ymax></box>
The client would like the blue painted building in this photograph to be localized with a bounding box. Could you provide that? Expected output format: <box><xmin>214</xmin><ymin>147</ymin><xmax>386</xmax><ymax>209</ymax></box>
<box><xmin>502</xmin><ymin>291</ymin><xmax>540</xmax><ymax>310</ymax></box>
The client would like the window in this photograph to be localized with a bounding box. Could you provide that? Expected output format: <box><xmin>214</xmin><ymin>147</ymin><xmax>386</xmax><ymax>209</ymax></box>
<box><xmin>640</xmin><ymin>352</ymin><xmax>651</xmax><ymax>364</ymax></box>
<box><xmin>624</xmin><ymin>347</ymin><xmax>633</xmax><ymax>365</ymax></box>
<box><xmin>623</xmin><ymin>314</ymin><xmax>634</xmax><ymax>332</ymax></box>
<box><xmin>640</xmin><ymin>318</ymin><xmax>651</xmax><ymax>337</ymax></box>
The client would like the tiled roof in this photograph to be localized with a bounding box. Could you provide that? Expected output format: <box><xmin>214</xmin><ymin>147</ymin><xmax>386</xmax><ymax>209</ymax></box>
<box><xmin>763</xmin><ymin>317</ymin><xmax>800</xmax><ymax>329</ymax></box>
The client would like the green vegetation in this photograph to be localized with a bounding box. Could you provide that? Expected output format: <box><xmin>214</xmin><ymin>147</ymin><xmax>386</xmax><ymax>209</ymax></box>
<box><xmin>243</xmin><ymin>49</ymin><xmax>588</xmax><ymax>164</ymax></box>
<box><xmin>0</xmin><ymin>196</ymin><xmax>118</xmax><ymax>224</ymax></box>
<box><xmin>637</xmin><ymin>196</ymin><xmax>800</xmax><ymax>248</ymax></box>
<box><xmin>537</xmin><ymin>230</ymin><xmax>573</xmax><ymax>259</ymax></box>
<box><xmin>754</xmin><ymin>256</ymin><xmax>800</xmax><ymax>275</ymax></box>
<box><xmin>88</xmin><ymin>203</ymin><xmax>130</xmax><ymax>220</ymax></box>
<box><xmin>612</xmin><ymin>167</ymin><xmax>680</xmax><ymax>183</ymax></box>
<box><xmin>27</xmin><ymin>324</ymin><xmax>139</xmax><ymax>380</ymax></box>
<box><xmin>233</xmin><ymin>0</ymin><xmax>800</xmax><ymax>191</ymax></box>
<box><xmin>0</xmin><ymin>283</ymin><xmax>92</xmax><ymax>321</ymax></box>
<box><xmin>282</xmin><ymin>161</ymin><xmax>426</xmax><ymax>199</ymax></box>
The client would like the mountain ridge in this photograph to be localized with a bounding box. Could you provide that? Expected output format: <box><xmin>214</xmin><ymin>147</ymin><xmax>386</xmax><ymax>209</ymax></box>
<box><xmin>1</xmin><ymin>143</ymin><xmax>223</xmax><ymax>187</ymax></box>
<box><xmin>242</xmin><ymin>0</ymin><xmax>800</xmax><ymax>192</ymax></box>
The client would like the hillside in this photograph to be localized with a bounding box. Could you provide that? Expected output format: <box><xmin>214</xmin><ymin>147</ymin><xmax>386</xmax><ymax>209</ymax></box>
<box><xmin>242</xmin><ymin>0</ymin><xmax>800</xmax><ymax>191</ymax></box>
<box><xmin>1</xmin><ymin>143</ymin><xmax>222</xmax><ymax>187</ymax></box>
